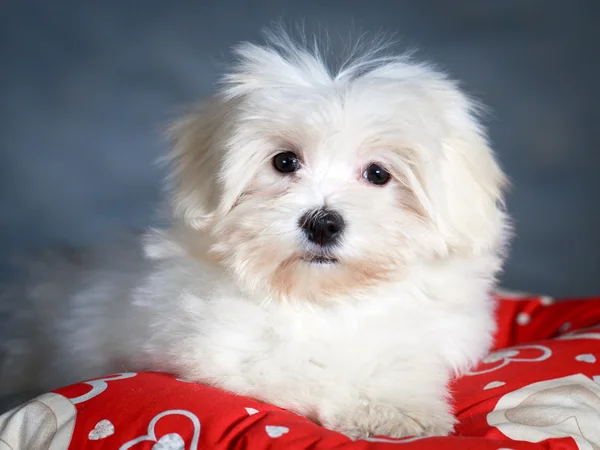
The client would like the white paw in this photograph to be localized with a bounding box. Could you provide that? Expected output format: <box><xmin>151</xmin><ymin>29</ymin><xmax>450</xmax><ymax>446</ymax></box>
<box><xmin>320</xmin><ymin>402</ymin><xmax>455</xmax><ymax>440</ymax></box>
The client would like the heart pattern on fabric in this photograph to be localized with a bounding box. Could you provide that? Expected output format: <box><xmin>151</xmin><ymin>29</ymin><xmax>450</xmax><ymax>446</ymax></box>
<box><xmin>468</xmin><ymin>345</ymin><xmax>552</xmax><ymax>376</ymax></box>
<box><xmin>119</xmin><ymin>409</ymin><xmax>201</xmax><ymax>450</ymax></box>
<box><xmin>576</xmin><ymin>353</ymin><xmax>596</xmax><ymax>363</ymax></box>
<box><xmin>69</xmin><ymin>373</ymin><xmax>137</xmax><ymax>405</ymax></box>
<box><xmin>151</xmin><ymin>433</ymin><xmax>185</xmax><ymax>450</ymax></box>
<box><xmin>245</xmin><ymin>407</ymin><xmax>259</xmax><ymax>415</ymax></box>
<box><xmin>515</xmin><ymin>312</ymin><xmax>531</xmax><ymax>326</ymax></box>
<box><xmin>488</xmin><ymin>374</ymin><xmax>600</xmax><ymax>450</ymax></box>
<box><xmin>88</xmin><ymin>419</ymin><xmax>115</xmax><ymax>440</ymax></box>
<box><xmin>265</xmin><ymin>425</ymin><xmax>289</xmax><ymax>438</ymax></box>
<box><xmin>483</xmin><ymin>381</ymin><xmax>506</xmax><ymax>390</ymax></box>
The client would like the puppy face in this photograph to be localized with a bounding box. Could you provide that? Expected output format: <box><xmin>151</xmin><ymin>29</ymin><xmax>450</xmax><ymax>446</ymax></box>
<box><xmin>168</xmin><ymin>35</ymin><xmax>510</xmax><ymax>304</ymax></box>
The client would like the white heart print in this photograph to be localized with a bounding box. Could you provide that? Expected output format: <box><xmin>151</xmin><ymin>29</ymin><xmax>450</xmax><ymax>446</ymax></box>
<box><xmin>488</xmin><ymin>374</ymin><xmax>600</xmax><ymax>450</ymax></box>
<box><xmin>265</xmin><ymin>425</ymin><xmax>289</xmax><ymax>438</ymax></box>
<box><xmin>152</xmin><ymin>433</ymin><xmax>185</xmax><ymax>450</ymax></box>
<box><xmin>467</xmin><ymin>345</ymin><xmax>552</xmax><ymax>376</ymax></box>
<box><xmin>483</xmin><ymin>381</ymin><xmax>506</xmax><ymax>390</ymax></box>
<box><xmin>69</xmin><ymin>372</ymin><xmax>137</xmax><ymax>405</ymax></box>
<box><xmin>516</xmin><ymin>312</ymin><xmax>531</xmax><ymax>326</ymax></box>
<box><xmin>576</xmin><ymin>354</ymin><xmax>597</xmax><ymax>363</ymax></box>
<box><xmin>88</xmin><ymin>419</ymin><xmax>115</xmax><ymax>440</ymax></box>
<box><xmin>118</xmin><ymin>409</ymin><xmax>200</xmax><ymax>450</ymax></box>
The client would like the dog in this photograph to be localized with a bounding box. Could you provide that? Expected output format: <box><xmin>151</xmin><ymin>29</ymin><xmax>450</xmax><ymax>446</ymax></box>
<box><xmin>0</xmin><ymin>30</ymin><xmax>510</xmax><ymax>439</ymax></box>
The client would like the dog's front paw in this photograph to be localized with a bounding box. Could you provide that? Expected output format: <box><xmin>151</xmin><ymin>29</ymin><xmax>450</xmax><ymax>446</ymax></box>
<box><xmin>320</xmin><ymin>402</ymin><xmax>455</xmax><ymax>440</ymax></box>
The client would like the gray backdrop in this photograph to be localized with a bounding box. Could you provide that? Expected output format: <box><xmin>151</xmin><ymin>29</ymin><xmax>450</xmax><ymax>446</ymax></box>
<box><xmin>1</xmin><ymin>0</ymin><xmax>599</xmax><ymax>296</ymax></box>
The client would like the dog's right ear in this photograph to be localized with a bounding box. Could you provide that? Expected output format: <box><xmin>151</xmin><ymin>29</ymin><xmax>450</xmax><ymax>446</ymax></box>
<box><xmin>166</xmin><ymin>99</ymin><xmax>229</xmax><ymax>230</ymax></box>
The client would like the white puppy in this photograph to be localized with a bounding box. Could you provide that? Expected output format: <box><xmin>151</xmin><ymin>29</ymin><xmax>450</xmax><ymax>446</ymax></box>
<box><xmin>0</xmin><ymin>31</ymin><xmax>510</xmax><ymax>439</ymax></box>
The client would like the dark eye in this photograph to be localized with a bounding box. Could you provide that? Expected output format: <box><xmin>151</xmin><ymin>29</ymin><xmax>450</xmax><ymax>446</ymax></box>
<box><xmin>363</xmin><ymin>163</ymin><xmax>391</xmax><ymax>186</ymax></box>
<box><xmin>272</xmin><ymin>151</ymin><xmax>300</xmax><ymax>174</ymax></box>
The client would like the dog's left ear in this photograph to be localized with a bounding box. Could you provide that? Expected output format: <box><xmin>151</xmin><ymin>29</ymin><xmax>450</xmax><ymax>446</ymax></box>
<box><xmin>428</xmin><ymin>90</ymin><xmax>510</xmax><ymax>256</ymax></box>
<box><xmin>166</xmin><ymin>99</ymin><xmax>232</xmax><ymax>230</ymax></box>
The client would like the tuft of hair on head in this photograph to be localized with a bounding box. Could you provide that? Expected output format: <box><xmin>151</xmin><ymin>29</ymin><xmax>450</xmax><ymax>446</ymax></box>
<box><xmin>220</xmin><ymin>24</ymin><xmax>426</xmax><ymax>99</ymax></box>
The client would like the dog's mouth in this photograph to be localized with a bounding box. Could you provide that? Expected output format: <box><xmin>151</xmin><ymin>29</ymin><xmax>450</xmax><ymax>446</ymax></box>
<box><xmin>303</xmin><ymin>255</ymin><xmax>339</xmax><ymax>264</ymax></box>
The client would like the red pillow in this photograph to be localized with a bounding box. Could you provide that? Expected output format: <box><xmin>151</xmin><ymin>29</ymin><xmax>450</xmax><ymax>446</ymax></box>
<box><xmin>1</xmin><ymin>293</ymin><xmax>599</xmax><ymax>449</ymax></box>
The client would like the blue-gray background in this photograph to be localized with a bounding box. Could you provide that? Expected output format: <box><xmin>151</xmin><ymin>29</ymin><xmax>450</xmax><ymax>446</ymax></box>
<box><xmin>1</xmin><ymin>0</ymin><xmax>598</xmax><ymax>296</ymax></box>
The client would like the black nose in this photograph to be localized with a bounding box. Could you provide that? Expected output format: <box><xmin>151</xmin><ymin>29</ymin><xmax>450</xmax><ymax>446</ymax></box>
<box><xmin>299</xmin><ymin>209</ymin><xmax>345</xmax><ymax>246</ymax></box>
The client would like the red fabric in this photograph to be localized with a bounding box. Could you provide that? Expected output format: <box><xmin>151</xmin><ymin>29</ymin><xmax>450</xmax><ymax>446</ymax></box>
<box><xmin>50</xmin><ymin>294</ymin><xmax>600</xmax><ymax>449</ymax></box>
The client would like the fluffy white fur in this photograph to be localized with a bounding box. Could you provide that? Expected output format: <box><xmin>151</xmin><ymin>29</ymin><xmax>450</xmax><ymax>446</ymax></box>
<box><xmin>0</xmin><ymin>31</ymin><xmax>510</xmax><ymax>439</ymax></box>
